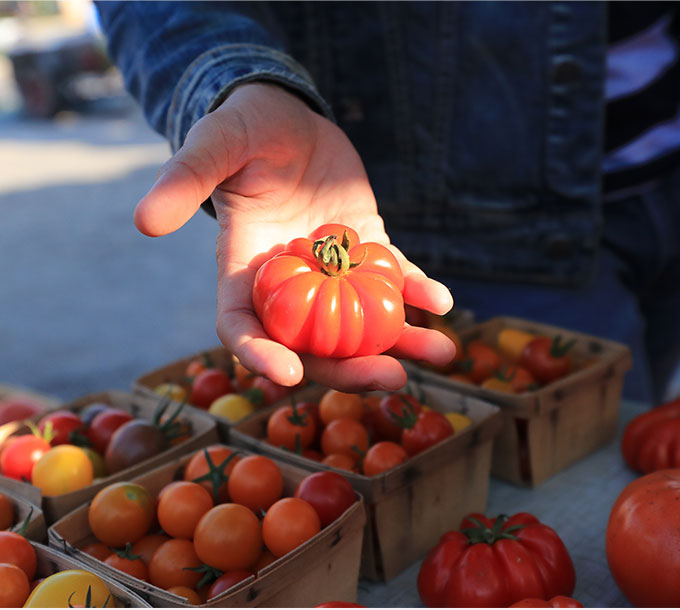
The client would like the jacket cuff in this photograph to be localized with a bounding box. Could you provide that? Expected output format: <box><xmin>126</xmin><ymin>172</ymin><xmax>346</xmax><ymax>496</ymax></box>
<box><xmin>167</xmin><ymin>43</ymin><xmax>334</xmax><ymax>153</ymax></box>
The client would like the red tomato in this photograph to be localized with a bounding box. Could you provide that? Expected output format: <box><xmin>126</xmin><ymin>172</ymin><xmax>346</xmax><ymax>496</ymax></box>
<box><xmin>0</xmin><ymin>531</ymin><xmax>37</xmax><ymax>579</ymax></box>
<box><xmin>79</xmin><ymin>542</ymin><xmax>113</xmax><ymax>563</ymax></box>
<box><xmin>207</xmin><ymin>570</ymin><xmax>254</xmax><ymax>599</ymax></box>
<box><xmin>418</xmin><ymin>513</ymin><xmax>575</xmax><ymax>607</ymax></box>
<box><xmin>0</xmin><ymin>434</ymin><xmax>51</xmax><ymax>481</ymax></box>
<box><xmin>86</xmin><ymin>408</ymin><xmax>133</xmax><ymax>454</ymax></box>
<box><xmin>506</xmin><ymin>365</ymin><xmax>538</xmax><ymax>393</ymax></box>
<box><xmin>321</xmin><ymin>418</ymin><xmax>369</xmax><ymax>460</ymax></box>
<box><xmin>252</xmin><ymin>224</ymin><xmax>405</xmax><ymax>358</ymax></box>
<box><xmin>262</xmin><ymin>497</ymin><xmax>321</xmax><ymax>557</ymax></box>
<box><xmin>267</xmin><ymin>402</ymin><xmax>316</xmax><ymax>452</ymax></box>
<box><xmin>104</xmin><ymin>548</ymin><xmax>149</xmax><ymax>581</ymax></box>
<box><xmin>251</xmin><ymin>375</ymin><xmax>293</xmax><ymax>405</ymax></box>
<box><xmin>621</xmin><ymin>398</ymin><xmax>680</xmax><ymax>473</ymax></box>
<box><xmin>465</xmin><ymin>340</ymin><xmax>502</xmax><ymax>384</ymax></box>
<box><xmin>0</xmin><ymin>397</ymin><xmax>45</xmax><ymax>426</ymax></box>
<box><xmin>189</xmin><ymin>368</ymin><xmax>234</xmax><ymax>408</ymax></box>
<box><xmin>606</xmin><ymin>469</ymin><xmax>680</xmax><ymax>607</ymax></box>
<box><xmin>0</xmin><ymin>563</ymin><xmax>30</xmax><ymax>607</ymax></box>
<box><xmin>362</xmin><ymin>441</ymin><xmax>409</xmax><ymax>476</ymax></box>
<box><xmin>520</xmin><ymin>336</ymin><xmax>574</xmax><ymax>384</ymax></box>
<box><xmin>294</xmin><ymin>471</ymin><xmax>356</xmax><ymax>527</ymax></box>
<box><xmin>511</xmin><ymin>596</ymin><xmax>583</xmax><ymax>608</ymax></box>
<box><xmin>374</xmin><ymin>393</ymin><xmax>423</xmax><ymax>442</ymax></box>
<box><xmin>401</xmin><ymin>410</ymin><xmax>453</xmax><ymax>456</ymax></box>
<box><xmin>38</xmin><ymin>410</ymin><xmax>83</xmax><ymax>446</ymax></box>
<box><xmin>131</xmin><ymin>534</ymin><xmax>170</xmax><ymax>566</ymax></box>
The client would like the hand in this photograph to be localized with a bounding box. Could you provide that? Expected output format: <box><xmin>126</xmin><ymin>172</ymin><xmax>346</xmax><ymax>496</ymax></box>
<box><xmin>134</xmin><ymin>83</ymin><xmax>455</xmax><ymax>391</ymax></box>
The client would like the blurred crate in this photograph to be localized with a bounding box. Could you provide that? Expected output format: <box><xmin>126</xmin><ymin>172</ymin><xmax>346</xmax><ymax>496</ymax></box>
<box><xmin>406</xmin><ymin>316</ymin><xmax>632</xmax><ymax>487</ymax></box>
<box><xmin>49</xmin><ymin>447</ymin><xmax>366</xmax><ymax>608</ymax></box>
<box><xmin>0</xmin><ymin>484</ymin><xmax>46</xmax><ymax>541</ymax></box>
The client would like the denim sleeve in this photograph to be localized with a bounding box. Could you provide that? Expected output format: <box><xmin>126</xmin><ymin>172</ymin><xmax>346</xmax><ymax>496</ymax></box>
<box><xmin>94</xmin><ymin>1</ymin><xmax>333</xmax><ymax>153</ymax></box>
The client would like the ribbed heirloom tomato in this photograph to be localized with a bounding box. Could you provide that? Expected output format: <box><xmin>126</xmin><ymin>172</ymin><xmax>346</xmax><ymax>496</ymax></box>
<box><xmin>252</xmin><ymin>224</ymin><xmax>405</xmax><ymax>357</ymax></box>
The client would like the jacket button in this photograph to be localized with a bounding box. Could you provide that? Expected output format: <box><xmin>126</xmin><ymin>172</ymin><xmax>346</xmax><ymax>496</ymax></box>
<box><xmin>545</xmin><ymin>234</ymin><xmax>574</xmax><ymax>259</ymax></box>
<box><xmin>552</xmin><ymin>56</ymin><xmax>582</xmax><ymax>85</ymax></box>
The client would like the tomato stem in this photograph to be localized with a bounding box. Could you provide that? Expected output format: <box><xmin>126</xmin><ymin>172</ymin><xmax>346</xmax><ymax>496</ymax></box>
<box><xmin>460</xmin><ymin>515</ymin><xmax>525</xmax><ymax>545</ymax></box>
<box><xmin>312</xmin><ymin>233</ymin><xmax>361</xmax><ymax>276</ymax></box>
<box><xmin>191</xmin><ymin>448</ymin><xmax>240</xmax><ymax>504</ymax></box>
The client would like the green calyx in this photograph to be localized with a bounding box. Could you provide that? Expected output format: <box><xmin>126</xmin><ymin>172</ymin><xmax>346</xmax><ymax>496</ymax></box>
<box><xmin>550</xmin><ymin>335</ymin><xmax>576</xmax><ymax>358</ymax></box>
<box><xmin>191</xmin><ymin>448</ymin><xmax>240</xmax><ymax>504</ymax></box>
<box><xmin>312</xmin><ymin>232</ymin><xmax>364</xmax><ymax>276</ymax></box>
<box><xmin>461</xmin><ymin>515</ymin><xmax>526</xmax><ymax>545</ymax></box>
<box><xmin>388</xmin><ymin>396</ymin><xmax>419</xmax><ymax>430</ymax></box>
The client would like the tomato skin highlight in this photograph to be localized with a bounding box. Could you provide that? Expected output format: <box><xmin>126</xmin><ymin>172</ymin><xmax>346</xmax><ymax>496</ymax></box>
<box><xmin>294</xmin><ymin>471</ymin><xmax>356</xmax><ymax>527</ymax></box>
<box><xmin>252</xmin><ymin>226</ymin><xmax>405</xmax><ymax>358</ymax></box>
<box><xmin>0</xmin><ymin>434</ymin><xmax>51</xmax><ymax>481</ymax></box>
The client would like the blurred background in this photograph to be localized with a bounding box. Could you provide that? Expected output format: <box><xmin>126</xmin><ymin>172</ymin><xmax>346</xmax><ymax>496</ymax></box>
<box><xmin>1</xmin><ymin>0</ymin><xmax>221</xmax><ymax>401</ymax></box>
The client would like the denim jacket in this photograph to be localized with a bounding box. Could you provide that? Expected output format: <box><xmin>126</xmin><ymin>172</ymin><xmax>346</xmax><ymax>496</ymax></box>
<box><xmin>95</xmin><ymin>1</ymin><xmax>608</xmax><ymax>286</ymax></box>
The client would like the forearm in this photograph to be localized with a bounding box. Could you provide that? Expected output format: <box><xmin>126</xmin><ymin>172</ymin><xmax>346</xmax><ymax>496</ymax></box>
<box><xmin>95</xmin><ymin>1</ymin><xmax>332</xmax><ymax>151</ymax></box>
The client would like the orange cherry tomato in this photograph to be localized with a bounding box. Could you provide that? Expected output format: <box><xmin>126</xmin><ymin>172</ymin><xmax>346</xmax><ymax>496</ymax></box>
<box><xmin>79</xmin><ymin>542</ymin><xmax>111</xmax><ymax>562</ymax></box>
<box><xmin>227</xmin><ymin>455</ymin><xmax>283</xmax><ymax>513</ymax></box>
<box><xmin>362</xmin><ymin>441</ymin><xmax>409</xmax><ymax>476</ymax></box>
<box><xmin>104</xmin><ymin>548</ymin><xmax>149</xmax><ymax>581</ymax></box>
<box><xmin>148</xmin><ymin>539</ymin><xmax>202</xmax><ymax>590</ymax></box>
<box><xmin>321</xmin><ymin>418</ymin><xmax>369</xmax><ymax>460</ymax></box>
<box><xmin>319</xmin><ymin>390</ymin><xmax>365</xmax><ymax>424</ymax></box>
<box><xmin>267</xmin><ymin>402</ymin><xmax>316</xmax><ymax>452</ymax></box>
<box><xmin>167</xmin><ymin>586</ymin><xmax>202</xmax><ymax>605</ymax></box>
<box><xmin>322</xmin><ymin>453</ymin><xmax>359</xmax><ymax>472</ymax></box>
<box><xmin>131</xmin><ymin>534</ymin><xmax>170</xmax><ymax>567</ymax></box>
<box><xmin>251</xmin><ymin>549</ymin><xmax>277</xmax><ymax>573</ymax></box>
<box><xmin>184</xmin><ymin>445</ymin><xmax>240</xmax><ymax>504</ymax></box>
<box><xmin>465</xmin><ymin>340</ymin><xmax>502</xmax><ymax>384</ymax></box>
<box><xmin>262</xmin><ymin>497</ymin><xmax>321</xmax><ymax>558</ymax></box>
<box><xmin>193</xmin><ymin>504</ymin><xmax>262</xmax><ymax>572</ymax></box>
<box><xmin>157</xmin><ymin>481</ymin><xmax>214</xmax><ymax>539</ymax></box>
<box><xmin>0</xmin><ymin>531</ymin><xmax>36</xmax><ymax>580</ymax></box>
<box><xmin>0</xmin><ymin>562</ymin><xmax>30</xmax><ymax>607</ymax></box>
<box><xmin>232</xmin><ymin>357</ymin><xmax>257</xmax><ymax>391</ymax></box>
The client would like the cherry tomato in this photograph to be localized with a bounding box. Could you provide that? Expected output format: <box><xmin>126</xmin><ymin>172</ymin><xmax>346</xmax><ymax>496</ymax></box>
<box><xmin>465</xmin><ymin>340</ymin><xmax>502</xmax><ymax>384</ymax></box>
<box><xmin>374</xmin><ymin>393</ymin><xmax>423</xmax><ymax>442</ymax></box>
<box><xmin>322</xmin><ymin>453</ymin><xmax>359</xmax><ymax>472</ymax></box>
<box><xmin>319</xmin><ymin>390</ymin><xmax>365</xmax><ymax>424</ymax></box>
<box><xmin>0</xmin><ymin>434</ymin><xmax>51</xmax><ymax>481</ymax></box>
<box><xmin>520</xmin><ymin>335</ymin><xmax>574</xmax><ymax>384</ymax></box>
<box><xmin>209</xmin><ymin>394</ymin><xmax>255</xmax><ymax>422</ymax></box>
<box><xmin>294</xmin><ymin>471</ymin><xmax>356</xmax><ymax>527</ymax></box>
<box><xmin>267</xmin><ymin>402</ymin><xmax>316</xmax><ymax>452</ymax></box>
<box><xmin>227</xmin><ymin>455</ymin><xmax>283</xmax><ymax>513</ymax></box>
<box><xmin>167</xmin><ymin>586</ymin><xmax>202</xmax><ymax>605</ymax></box>
<box><xmin>193</xmin><ymin>504</ymin><xmax>263</xmax><ymax>572</ymax></box>
<box><xmin>104</xmin><ymin>547</ymin><xmax>149</xmax><ymax>581</ymax></box>
<box><xmin>189</xmin><ymin>368</ymin><xmax>234</xmax><ymax>408</ymax></box>
<box><xmin>497</xmin><ymin>328</ymin><xmax>536</xmax><ymax>363</ymax></box>
<box><xmin>232</xmin><ymin>357</ymin><xmax>256</xmax><ymax>390</ymax></box>
<box><xmin>78</xmin><ymin>402</ymin><xmax>110</xmax><ymax>427</ymax></box>
<box><xmin>252</xmin><ymin>548</ymin><xmax>276</xmax><ymax>573</ymax></box>
<box><xmin>362</xmin><ymin>441</ymin><xmax>409</xmax><ymax>476</ymax></box>
<box><xmin>251</xmin><ymin>375</ymin><xmax>292</xmax><ymax>405</ymax></box>
<box><xmin>153</xmin><ymin>383</ymin><xmax>187</xmax><ymax>402</ymax></box>
<box><xmin>131</xmin><ymin>533</ymin><xmax>170</xmax><ymax>566</ymax></box>
<box><xmin>82</xmin><ymin>447</ymin><xmax>107</xmax><ymax>479</ymax></box>
<box><xmin>0</xmin><ymin>397</ymin><xmax>44</xmax><ymax>426</ymax></box>
<box><xmin>401</xmin><ymin>410</ymin><xmax>454</xmax><ymax>456</ymax></box>
<box><xmin>31</xmin><ymin>445</ymin><xmax>94</xmax><ymax>495</ymax></box>
<box><xmin>79</xmin><ymin>542</ymin><xmax>111</xmax><ymax>562</ymax></box>
<box><xmin>157</xmin><ymin>481</ymin><xmax>214</xmax><ymax>539</ymax></box>
<box><xmin>321</xmin><ymin>418</ymin><xmax>369</xmax><ymax>460</ymax></box>
<box><xmin>252</xmin><ymin>224</ymin><xmax>405</xmax><ymax>358</ymax></box>
<box><xmin>184</xmin><ymin>445</ymin><xmax>240</xmax><ymax>504</ymax></box>
<box><xmin>149</xmin><ymin>539</ymin><xmax>203</xmax><ymax>590</ymax></box>
<box><xmin>0</xmin><ymin>563</ymin><xmax>30</xmax><ymax>607</ymax></box>
<box><xmin>0</xmin><ymin>531</ymin><xmax>37</xmax><ymax>579</ymax></box>
<box><xmin>207</xmin><ymin>570</ymin><xmax>254</xmax><ymax>599</ymax></box>
<box><xmin>0</xmin><ymin>492</ymin><xmax>14</xmax><ymax>530</ymax></box>
<box><xmin>89</xmin><ymin>482</ymin><xmax>154</xmax><ymax>547</ymax></box>
<box><xmin>38</xmin><ymin>410</ymin><xmax>83</xmax><ymax>446</ymax></box>
<box><xmin>86</xmin><ymin>408</ymin><xmax>134</xmax><ymax>454</ymax></box>
<box><xmin>24</xmin><ymin>570</ymin><xmax>114</xmax><ymax>608</ymax></box>
<box><xmin>262</xmin><ymin>497</ymin><xmax>321</xmax><ymax>557</ymax></box>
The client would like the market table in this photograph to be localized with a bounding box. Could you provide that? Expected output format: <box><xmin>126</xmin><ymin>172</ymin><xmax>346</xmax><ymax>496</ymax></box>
<box><xmin>358</xmin><ymin>399</ymin><xmax>647</xmax><ymax>608</ymax></box>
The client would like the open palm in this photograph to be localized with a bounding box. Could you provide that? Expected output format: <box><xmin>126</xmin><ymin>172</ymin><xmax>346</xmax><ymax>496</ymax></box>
<box><xmin>135</xmin><ymin>83</ymin><xmax>454</xmax><ymax>391</ymax></box>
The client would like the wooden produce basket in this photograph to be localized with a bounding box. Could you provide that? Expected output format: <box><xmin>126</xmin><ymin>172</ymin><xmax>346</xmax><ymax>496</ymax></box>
<box><xmin>0</xmin><ymin>484</ymin><xmax>46</xmax><ymax>541</ymax></box>
<box><xmin>30</xmin><ymin>541</ymin><xmax>150</xmax><ymax>607</ymax></box>
<box><xmin>230</xmin><ymin>380</ymin><xmax>503</xmax><ymax>581</ymax></box>
<box><xmin>406</xmin><ymin>316</ymin><xmax>633</xmax><ymax>487</ymax></box>
<box><xmin>49</xmin><ymin>448</ymin><xmax>366</xmax><ymax>608</ymax></box>
<box><xmin>0</xmin><ymin>390</ymin><xmax>218</xmax><ymax>523</ymax></box>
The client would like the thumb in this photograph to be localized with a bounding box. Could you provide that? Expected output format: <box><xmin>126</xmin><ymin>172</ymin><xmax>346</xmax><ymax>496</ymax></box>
<box><xmin>134</xmin><ymin>112</ymin><xmax>248</xmax><ymax>237</ymax></box>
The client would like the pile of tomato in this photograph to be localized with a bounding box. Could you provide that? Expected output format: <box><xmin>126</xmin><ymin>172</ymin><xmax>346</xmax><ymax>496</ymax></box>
<box><xmin>152</xmin><ymin>353</ymin><xmax>301</xmax><ymax>424</ymax></box>
<box><xmin>263</xmin><ymin>388</ymin><xmax>473</xmax><ymax>476</ymax></box>
<box><xmin>0</xmin><ymin>396</ymin><xmax>192</xmax><ymax>496</ymax></box>
<box><xmin>0</xmin><ymin>529</ymin><xmax>118</xmax><ymax>607</ymax></box>
<box><xmin>426</xmin><ymin>323</ymin><xmax>577</xmax><ymax>394</ymax></box>
<box><xmin>76</xmin><ymin>445</ymin><xmax>356</xmax><ymax>605</ymax></box>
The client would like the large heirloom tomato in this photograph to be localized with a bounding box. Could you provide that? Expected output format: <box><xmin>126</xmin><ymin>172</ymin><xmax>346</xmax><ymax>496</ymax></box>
<box><xmin>417</xmin><ymin>513</ymin><xmax>575</xmax><ymax>608</ymax></box>
<box><xmin>621</xmin><ymin>398</ymin><xmax>680</xmax><ymax>473</ymax></box>
<box><xmin>606</xmin><ymin>469</ymin><xmax>680</xmax><ymax>607</ymax></box>
<box><xmin>252</xmin><ymin>224</ymin><xmax>405</xmax><ymax>358</ymax></box>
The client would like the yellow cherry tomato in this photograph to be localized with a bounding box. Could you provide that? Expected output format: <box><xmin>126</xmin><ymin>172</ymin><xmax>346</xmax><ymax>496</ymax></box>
<box><xmin>24</xmin><ymin>569</ymin><xmax>114</xmax><ymax>607</ymax></box>
<box><xmin>154</xmin><ymin>382</ymin><xmax>187</xmax><ymax>402</ymax></box>
<box><xmin>31</xmin><ymin>445</ymin><xmax>93</xmax><ymax>496</ymax></box>
<box><xmin>444</xmin><ymin>412</ymin><xmax>473</xmax><ymax>434</ymax></box>
<box><xmin>497</xmin><ymin>327</ymin><xmax>536</xmax><ymax>363</ymax></box>
<box><xmin>209</xmin><ymin>394</ymin><xmax>255</xmax><ymax>422</ymax></box>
